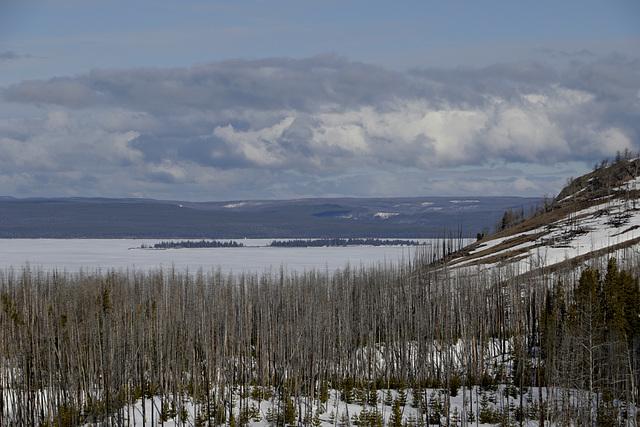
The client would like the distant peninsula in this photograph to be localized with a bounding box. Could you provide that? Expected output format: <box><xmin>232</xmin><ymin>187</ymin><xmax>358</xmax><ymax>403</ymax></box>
<box><xmin>142</xmin><ymin>240</ymin><xmax>244</xmax><ymax>249</ymax></box>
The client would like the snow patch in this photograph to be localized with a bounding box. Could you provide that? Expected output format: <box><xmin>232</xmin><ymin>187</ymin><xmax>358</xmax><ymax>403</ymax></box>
<box><xmin>374</xmin><ymin>212</ymin><xmax>399</xmax><ymax>219</ymax></box>
<box><xmin>558</xmin><ymin>186</ymin><xmax>587</xmax><ymax>203</ymax></box>
<box><xmin>224</xmin><ymin>202</ymin><xmax>247</xmax><ymax>208</ymax></box>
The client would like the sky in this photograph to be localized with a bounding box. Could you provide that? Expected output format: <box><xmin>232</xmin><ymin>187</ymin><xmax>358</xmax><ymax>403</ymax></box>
<box><xmin>0</xmin><ymin>0</ymin><xmax>639</xmax><ymax>202</ymax></box>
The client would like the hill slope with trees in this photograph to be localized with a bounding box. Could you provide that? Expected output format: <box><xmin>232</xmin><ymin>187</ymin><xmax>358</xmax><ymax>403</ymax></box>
<box><xmin>444</xmin><ymin>155</ymin><xmax>640</xmax><ymax>277</ymax></box>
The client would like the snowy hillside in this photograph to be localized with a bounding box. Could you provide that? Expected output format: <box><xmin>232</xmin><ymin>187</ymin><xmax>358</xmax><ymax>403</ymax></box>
<box><xmin>447</xmin><ymin>158</ymin><xmax>640</xmax><ymax>275</ymax></box>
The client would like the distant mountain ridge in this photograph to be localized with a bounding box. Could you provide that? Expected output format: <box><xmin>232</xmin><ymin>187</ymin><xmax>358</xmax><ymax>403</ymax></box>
<box><xmin>0</xmin><ymin>196</ymin><xmax>539</xmax><ymax>239</ymax></box>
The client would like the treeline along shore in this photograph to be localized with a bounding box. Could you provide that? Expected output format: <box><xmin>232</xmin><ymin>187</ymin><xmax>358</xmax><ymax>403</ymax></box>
<box><xmin>268</xmin><ymin>238</ymin><xmax>423</xmax><ymax>247</ymax></box>
<box><xmin>142</xmin><ymin>240</ymin><xmax>244</xmax><ymax>249</ymax></box>
<box><xmin>140</xmin><ymin>238</ymin><xmax>423</xmax><ymax>249</ymax></box>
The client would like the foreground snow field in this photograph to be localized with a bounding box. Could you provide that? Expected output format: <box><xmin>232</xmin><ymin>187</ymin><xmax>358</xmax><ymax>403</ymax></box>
<box><xmin>113</xmin><ymin>385</ymin><xmax>548</xmax><ymax>426</ymax></box>
<box><xmin>2</xmin><ymin>383</ymin><xmax>558</xmax><ymax>426</ymax></box>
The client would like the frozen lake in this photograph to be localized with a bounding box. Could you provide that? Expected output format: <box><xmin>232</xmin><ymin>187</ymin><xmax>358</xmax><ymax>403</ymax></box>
<box><xmin>0</xmin><ymin>239</ymin><xmax>437</xmax><ymax>275</ymax></box>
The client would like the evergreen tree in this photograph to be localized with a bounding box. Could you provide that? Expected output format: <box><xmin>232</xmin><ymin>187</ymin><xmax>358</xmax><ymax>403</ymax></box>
<box><xmin>388</xmin><ymin>398</ymin><xmax>403</xmax><ymax>427</ymax></box>
<box><xmin>449</xmin><ymin>373</ymin><xmax>462</xmax><ymax>397</ymax></box>
<box><xmin>283</xmin><ymin>396</ymin><xmax>296</xmax><ymax>426</ymax></box>
<box><xmin>603</xmin><ymin>258</ymin><xmax>626</xmax><ymax>336</ymax></box>
<box><xmin>367</xmin><ymin>383</ymin><xmax>379</xmax><ymax>407</ymax></box>
<box><xmin>597</xmin><ymin>389</ymin><xmax>618</xmax><ymax>427</ymax></box>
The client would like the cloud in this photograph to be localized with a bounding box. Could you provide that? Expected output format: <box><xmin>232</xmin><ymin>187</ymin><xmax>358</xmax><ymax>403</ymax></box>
<box><xmin>534</xmin><ymin>47</ymin><xmax>595</xmax><ymax>59</ymax></box>
<box><xmin>5</xmin><ymin>54</ymin><xmax>406</xmax><ymax>113</ymax></box>
<box><xmin>1</xmin><ymin>54</ymin><xmax>638</xmax><ymax>200</ymax></box>
<box><xmin>0</xmin><ymin>51</ymin><xmax>36</xmax><ymax>63</ymax></box>
<box><xmin>0</xmin><ymin>51</ymin><xmax>21</xmax><ymax>61</ymax></box>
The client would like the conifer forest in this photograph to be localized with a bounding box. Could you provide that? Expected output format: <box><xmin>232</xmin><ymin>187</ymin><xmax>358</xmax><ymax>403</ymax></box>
<box><xmin>2</xmin><ymin>240</ymin><xmax>640</xmax><ymax>426</ymax></box>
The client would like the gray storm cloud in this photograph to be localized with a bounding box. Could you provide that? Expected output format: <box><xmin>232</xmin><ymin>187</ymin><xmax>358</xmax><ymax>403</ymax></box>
<box><xmin>1</xmin><ymin>54</ymin><xmax>639</xmax><ymax>200</ymax></box>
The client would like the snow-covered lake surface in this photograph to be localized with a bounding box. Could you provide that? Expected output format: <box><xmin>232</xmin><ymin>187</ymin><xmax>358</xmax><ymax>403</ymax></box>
<box><xmin>0</xmin><ymin>239</ymin><xmax>435</xmax><ymax>275</ymax></box>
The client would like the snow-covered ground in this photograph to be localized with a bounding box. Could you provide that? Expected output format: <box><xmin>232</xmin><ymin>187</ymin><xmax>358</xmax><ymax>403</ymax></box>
<box><xmin>1</xmin><ymin>387</ymin><xmax>542</xmax><ymax>426</ymax></box>
<box><xmin>111</xmin><ymin>385</ymin><xmax>547</xmax><ymax>426</ymax></box>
